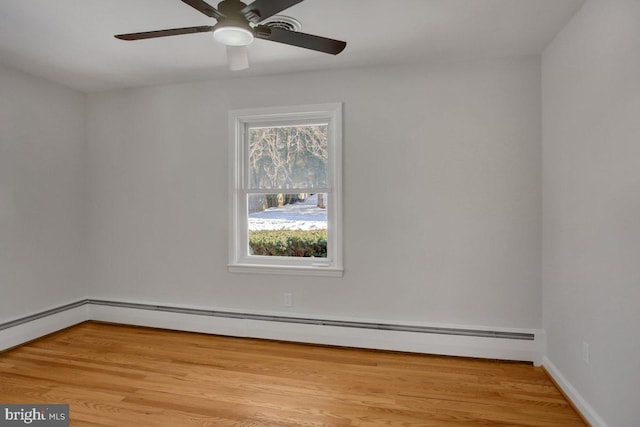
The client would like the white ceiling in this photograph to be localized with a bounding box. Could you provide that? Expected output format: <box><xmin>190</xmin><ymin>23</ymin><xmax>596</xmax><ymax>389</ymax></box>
<box><xmin>0</xmin><ymin>0</ymin><xmax>584</xmax><ymax>92</ymax></box>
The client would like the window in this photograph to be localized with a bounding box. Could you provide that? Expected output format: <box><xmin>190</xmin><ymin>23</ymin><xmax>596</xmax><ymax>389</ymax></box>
<box><xmin>228</xmin><ymin>103</ymin><xmax>343</xmax><ymax>276</ymax></box>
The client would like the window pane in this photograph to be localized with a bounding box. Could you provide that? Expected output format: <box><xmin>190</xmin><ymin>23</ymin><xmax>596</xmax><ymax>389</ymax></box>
<box><xmin>248</xmin><ymin>124</ymin><xmax>328</xmax><ymax>189</ymax></box>
<box><xmin>248</xmin><ymin>193</ymin><xmax>328</xmax><ymax>258</ymax></box>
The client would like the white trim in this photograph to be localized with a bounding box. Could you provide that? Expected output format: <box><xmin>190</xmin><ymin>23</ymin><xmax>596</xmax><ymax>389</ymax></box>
<box><xmin>0</xmin><ymin>304</ymin><xmax>88</xmax><ymax>352</ymax></box>
<box><xmin>533</xmin><ymin>329</ymin><xmax>546</xmax><ymax>366</ymax></box>
<box><xmin>227</xmin><ymin>263</ymin><xmax>344</xmax><ymax>277</ymax></box>
<box><xmin>88</xmin><ymin>304</ymin><xmax>543</xmax><ymax>362</ymax></box>
<box><xmin>543</xmin><ymin>356</ymin><xmax>608</xmax><ymax>427</ymax></box>
<box><xmin>228</xmin><ymin>103</ymin><xmax>343</xmax><ymax>276</ymax></box>
<box><xmin>0</xmin><ymin>300</ymin><xmax>543</xmax><ymax>364</ymax></box>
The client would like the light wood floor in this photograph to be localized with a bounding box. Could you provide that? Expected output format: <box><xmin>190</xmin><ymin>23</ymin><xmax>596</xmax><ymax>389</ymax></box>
<box><xmin>0</xmin><ymin>322</ymin><xmax>585</xmax><ymax>426</ymax></box>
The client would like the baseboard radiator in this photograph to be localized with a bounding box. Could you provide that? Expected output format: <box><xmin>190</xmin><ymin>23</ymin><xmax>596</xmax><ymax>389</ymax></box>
<box><xmin>0</xmin><ymin>298</ymin><xmax>534</xmax><ymax>341</ymax></box>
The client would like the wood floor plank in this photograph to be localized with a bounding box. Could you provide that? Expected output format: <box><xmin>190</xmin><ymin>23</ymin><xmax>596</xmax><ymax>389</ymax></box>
<box><xmin>0</xmin><ymin>322</ymin><xmax>586</xmax><ymax>426</ymax></box>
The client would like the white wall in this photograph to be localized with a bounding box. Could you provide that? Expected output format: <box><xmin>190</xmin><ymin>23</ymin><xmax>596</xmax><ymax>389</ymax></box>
<box><xmin>0</xmin><ymin>64</ymin><xmax>87</xmax><ymax>322</ymax></box>
<box><xmin>542</xmin><ymin>1</ymin><xmax>640</xmax><ymax>426</ymax></box>
<box><xmin>87</xmin><ymin>56</ymin><xmax>542</xmax><ymax>330</ymax></box>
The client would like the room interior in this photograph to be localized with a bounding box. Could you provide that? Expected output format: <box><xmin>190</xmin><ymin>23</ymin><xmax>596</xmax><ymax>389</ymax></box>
<box><xmin>0</xmin><ymin>1</ymin><xmax>638</xmax><ymax>426</ymax></box>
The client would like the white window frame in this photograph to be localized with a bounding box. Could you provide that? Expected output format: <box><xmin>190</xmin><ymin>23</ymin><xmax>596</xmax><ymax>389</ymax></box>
<box><xmin>228</xmin><ymin>103</ymin><xmax>343</xmax><ymax>277</ymax></box>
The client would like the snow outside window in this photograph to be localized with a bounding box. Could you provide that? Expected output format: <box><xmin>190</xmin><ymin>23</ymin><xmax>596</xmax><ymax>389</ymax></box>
<box><xmin>228</xmin><ymin>103</ymin><xmax>343</xmax><ymax>277</ymax></box>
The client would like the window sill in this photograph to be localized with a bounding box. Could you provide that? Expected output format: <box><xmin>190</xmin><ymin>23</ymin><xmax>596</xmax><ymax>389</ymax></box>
<box><xmin>228</xmin><ymin>263</ymin><xmax>344</xmax><ymax>277</ymax></box>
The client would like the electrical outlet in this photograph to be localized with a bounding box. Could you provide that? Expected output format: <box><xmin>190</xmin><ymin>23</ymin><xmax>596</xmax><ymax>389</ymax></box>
<box><xmin>283</xmin><ymin>293</ymin><xmax>293</xmax><ymax>307</ymax></box>
<box><xmin>582</xmin><ymin>342</ymin><xmax>590</xmax><ymax>364</ymax></box>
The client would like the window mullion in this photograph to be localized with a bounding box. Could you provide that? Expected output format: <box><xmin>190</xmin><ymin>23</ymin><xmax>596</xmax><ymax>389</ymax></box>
<box><xmin>244</xmin><ymin>188</ymin><xmax>331</xmax><ymax>195</ymax></box>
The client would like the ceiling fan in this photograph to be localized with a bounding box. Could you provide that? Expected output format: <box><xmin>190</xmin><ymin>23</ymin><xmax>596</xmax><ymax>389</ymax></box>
<box><xmin>115</xmin><ymin>0</ymin><xmax>347</xmax><ymax>71</ymax></box>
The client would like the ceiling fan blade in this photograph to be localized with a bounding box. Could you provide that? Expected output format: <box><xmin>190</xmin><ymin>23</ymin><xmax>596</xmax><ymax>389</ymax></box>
<box><xmin>241</xmin><ymin>0</ymin><xmax>304</xmax><ymax>23</ymax></box>
<box><xmin>254</xmin><ymin>25</ymin><xmax>346</xmax><ymax>55</ymax></box>
<box><xmin>115</xmin><ymin>26</ymin><xmax>214</xmax><ymax>41</ymax></box>
<box><xmin>226</xmin><ymin>46</ymin><xmax>249</xmax><ymax>71</ymax></box>
<box><xmin>181</xmin><ymin>0</ymin><xmax>224</xmax><ymax>19</ymax></box>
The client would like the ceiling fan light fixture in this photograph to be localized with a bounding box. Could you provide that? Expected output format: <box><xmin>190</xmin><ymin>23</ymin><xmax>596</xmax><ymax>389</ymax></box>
<box><xmin>227</xmin><ymin>46</ymin><xmax>249</xmax><ymax>71</ymax></box>
<box><xmin>213</xmin><ymin>24</ymin><xmax>254</xmax><ymax>46</ymax></box>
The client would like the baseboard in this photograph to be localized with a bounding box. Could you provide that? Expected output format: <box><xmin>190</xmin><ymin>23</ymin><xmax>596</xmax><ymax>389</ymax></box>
<box><xmin>543</xmin><ymin>356</ymin><xmax>608</xmax><ymax>427</ymax></box>
<box><xmin>0</xmin><ymin>302</ymin><xmax>89</xmax><ymax>352</ymax></box>
<box><xmin>0</xmin><ymin>299</ymin><xmax>544</xmax><ymax>363</ymax></box>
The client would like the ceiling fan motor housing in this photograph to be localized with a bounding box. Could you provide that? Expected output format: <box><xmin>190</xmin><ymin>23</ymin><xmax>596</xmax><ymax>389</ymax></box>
<box><xmin>217</xmin><ymin>0</ymin><xmax>257</xmax><ymax>23</ymax></box>
<box><xmin>213</xmin><ymin>0</ymin><xmax>254</xmax><ymax>45</ymax></box>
